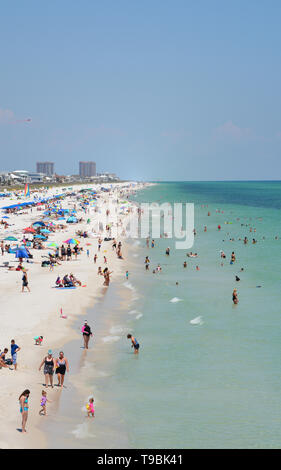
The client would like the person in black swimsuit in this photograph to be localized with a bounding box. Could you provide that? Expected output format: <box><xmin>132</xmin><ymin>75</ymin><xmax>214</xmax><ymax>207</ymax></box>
<box><xmin>55</xmin><ymin>351</ymin><xmax>69</xmax><ymax>387</ymax></box>
<box><xmin>82</xmin><ymin>321</ymin><xmax>93</xmax><ymax>349</ymax></box>
<box><xmin>39</xmin><ymin>350</ymin><xmax>55</xmax><ymax>388</ymax></box>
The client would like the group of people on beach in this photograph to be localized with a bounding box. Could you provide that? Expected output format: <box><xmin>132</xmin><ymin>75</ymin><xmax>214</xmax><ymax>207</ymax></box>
<box><xmin>0</xmin><ymin>185</ymin><xmax>145</xmax><ymax>436</ymax></box>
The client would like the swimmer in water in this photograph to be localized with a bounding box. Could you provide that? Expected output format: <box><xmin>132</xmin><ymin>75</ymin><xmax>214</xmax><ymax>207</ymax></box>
<box><xmin>235</xmin><ymin>275</ymin><xmax>240</xmax><ymax>282</ymax></box>
<box><xmin>145</xmin><ymin>256</ymin><xmax>150</xmax><ymax>270</ymax></box>
<box><xmin>183</xmin><ymin>261</ymin><xmax>187</xmax><ymax>268</ymax></box>
<box><xmin>232</xmin><ymin>288</ymin><xmax>238</xmax><ymax>304</ymax></box>
<box><xmin>165</xmin><ymin>247</ymin><xmax>170</xmax><ymax>256</ymax></box>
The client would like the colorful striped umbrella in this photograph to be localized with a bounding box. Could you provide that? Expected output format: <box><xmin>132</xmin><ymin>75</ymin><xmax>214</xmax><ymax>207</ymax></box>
<box><xmin>63</xmin><ymin>238</ymin><xmax>80</xmax><ymax>245</ymax></box>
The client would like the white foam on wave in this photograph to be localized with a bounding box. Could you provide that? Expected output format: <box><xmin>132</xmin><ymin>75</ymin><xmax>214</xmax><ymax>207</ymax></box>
<box><xmin>133</xmin><ymin>253</ymin><xmax>139</xmax><ymax>257</ymax></box>
<box><xmin>128</xmin><ymin>309</ymin><xmax>139</xmax><ymax>315</ymax></box>
<box><xmin>170</xmin><ymin>297</ymin><xmax>183</xmax><ymax>303</ymax></box>
<box><xmin>123</xmin><ymin>281</ymin><xmax>135</xmax><ymax>291</ymax></box>
<box><xmin>72</xmin><ymin>422</ymin><xmax>96</xmax><ymax>439</ymax></box>
<box><xmin>135</xmin><ymin>313</ymin><xmax>143</xmax><ymax>320</ymax></box>
<box><xmin>190</xmin><ymin>316</ymin><xmax>204</xmax><ymax>325</ymax></box>
<box><xmin>102</xmin><ymin>335</ymin><xmax>121</xmax><ymax>343</ymax></box>
<box><xmin>110</xmin><ymin>325</ymin><xmax>128</xmax><ymax>334</ymax></box>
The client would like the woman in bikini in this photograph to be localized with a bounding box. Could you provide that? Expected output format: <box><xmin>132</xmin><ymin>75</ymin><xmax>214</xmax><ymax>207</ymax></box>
<box><xmin>19</xmin><ymin>389</ymin><xmax>30</xmax><ymax>433</ymax></box>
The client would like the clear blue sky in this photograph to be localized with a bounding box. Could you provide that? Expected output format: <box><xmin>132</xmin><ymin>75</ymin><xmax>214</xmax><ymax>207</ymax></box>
<box><xmin>1</xmin><ymin>0</ymin><xmax>281</xmax><ymax>180</ymax></box>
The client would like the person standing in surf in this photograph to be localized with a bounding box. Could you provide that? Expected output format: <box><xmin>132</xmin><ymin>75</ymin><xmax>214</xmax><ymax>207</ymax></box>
<box><xmin>127</xmin><ymin>334</ymin><xmax>140</xmax><ymax>354</ymax></box>
<box><xmin>81</xmin><ymin>321</ymin><xmax>93</xmax><ymax>349</ymax></box>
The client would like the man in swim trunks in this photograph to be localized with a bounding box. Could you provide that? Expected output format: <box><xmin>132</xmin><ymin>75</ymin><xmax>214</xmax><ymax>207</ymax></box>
<box><xmin>127</xmin><ymin>334</ymin><xmax>140</xmax><ymax>354</ymax></box>
<box><xmin>11</xmin><ymin>339</ymin><xmax>20</xmax><ymax>370</ymax></box>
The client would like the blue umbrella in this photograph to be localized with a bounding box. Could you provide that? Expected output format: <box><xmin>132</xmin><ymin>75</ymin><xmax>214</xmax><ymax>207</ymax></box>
<box><xmin>33</xmin><ymin>221</ymin><xmax>45</xmax><ymax>227</ymax></box>
<box><xmin>41</xmin><ymin>229</ymin><xmax>51</xmax><ymax>233</ymax></box>
<box><xmin>34</xmin><ymin>234</ymin><xmax>47</xmax><ymax>239</ymax></box>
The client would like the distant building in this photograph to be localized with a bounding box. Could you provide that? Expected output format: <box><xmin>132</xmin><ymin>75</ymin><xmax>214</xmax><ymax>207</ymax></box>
<box><xmin>79</xmin><ymin>161</ymin><xmax>96</xmax><ymax>177</ymax></box>
<box><xmin>36</xmin><ymin>162</ymin><xmax>54</xmax><ymax>176</ymax></box>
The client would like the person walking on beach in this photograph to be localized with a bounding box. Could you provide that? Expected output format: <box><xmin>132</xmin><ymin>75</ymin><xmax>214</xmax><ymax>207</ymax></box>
<box><xmin>103</xmin><ymin>268</ymin><xmax>113</xmax><ymax>286</ymax></box>
<box><xmin>39</xmin><ymin>390</ymin><xmax>51</xmax><ymax>416</ymax></box>
<box><xmin>11</xmin><ymin>339</ymin><xmax>20</xmax><ymax>371</ymax></box>
<box><xmin>21</xmin><ymin>270</ymin><xmax>30</xmax><ymax>292</ymax></box>
<box><xmin>127</xmin><ymin>334</ymin><xmax>140</xmax><ymax>354</ymax></box>
<box><xmin>19</xmin><ymin>389</ymin><xmax>30</xmax><ymax>433</ymax></box>
<box><xmin>55</xmin><ymin>351</ymin><xmax>69</xmax><ymax>387</ymax></box>
<box><xmin>81</xmin><ymin>321</ymin><xmax>93</xmax><ymax>349</ymax></box>
<box><xmin>39</xmin><ymin>350</ymin><xmax>55</xmax><ymax>388</ymax></box>
<box><xmin>66</xmin><ymin>244</ymin><xmax>72</xmax><ymax>260</ymax></box>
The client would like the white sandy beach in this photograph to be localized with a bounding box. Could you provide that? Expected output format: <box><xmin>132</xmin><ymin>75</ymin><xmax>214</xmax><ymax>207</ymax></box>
<box><xmin>0</xmin><ymin>181</ymin><xmax>147</xmax><ymax>449</ymax></box>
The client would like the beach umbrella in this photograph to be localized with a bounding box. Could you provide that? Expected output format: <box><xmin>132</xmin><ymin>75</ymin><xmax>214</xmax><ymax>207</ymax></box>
<box><xmin>32</xmin><ymin>221</ymin><xmax>45</xmax><ymax>227</ymax></box>
<box><xmin>24</xmin><ymin>227</ymin><xmax>36</xmax><ymax>233</ymax></box>
<box><xmin>58</xmin><ymin>217</ymin><xmax>65</xmax><ymax>220</ymax></box>
<box><xmin>48</xmin><ymin>242</ymin><xmax>59</xmax><ymax>247</ymax></box>
<box><xmin>34</xmin><ymin>234</ymin><xmax>46</xmax><ymax>239</ymax></box>
<box><xmin>5</xmin><ymin>236</ymin><xmax>18</xmax><ymax>241</ymax></box>
<box><xmin>41</xmin><ymin>229</ymin><xmax>51</xmax><ymax>233</ymax></box>
<box><xmin>63</xmin><ymin>238</ymin><xmax>80</xmax><ymax>245</ymax></box>
<box><xmin>2</xmin><ymin>216</ymin><xmax>9</xmax><ymax>219</ymax></box>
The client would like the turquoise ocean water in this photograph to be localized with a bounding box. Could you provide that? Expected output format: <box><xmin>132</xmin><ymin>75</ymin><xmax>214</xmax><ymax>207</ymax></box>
<box><xmin>107</xmin><ymin>181</ymin><xmax>281</xmax><ymax>449</ymax></box>
<box><xmin>46</xmin><ymin>181</ymin><xmax>281</xmax><ymax>449</ymax></box>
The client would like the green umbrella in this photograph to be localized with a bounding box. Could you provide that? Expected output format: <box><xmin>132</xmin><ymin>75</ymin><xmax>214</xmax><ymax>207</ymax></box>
<box><xmin>5</xmin><ymin>236</ymin><xmax>18</xmax><ymax>241</ymax></box>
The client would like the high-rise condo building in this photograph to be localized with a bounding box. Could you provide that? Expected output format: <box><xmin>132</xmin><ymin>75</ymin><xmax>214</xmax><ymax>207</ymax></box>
<box><xmin>36</xmin><ymin>162</ymin><xmax>54</xmax><ymax>176</ymax></box>
<box><xmin>79</xmin><ymin>161</ymin><xmax>96</xmax><ymax>177</ymax></box>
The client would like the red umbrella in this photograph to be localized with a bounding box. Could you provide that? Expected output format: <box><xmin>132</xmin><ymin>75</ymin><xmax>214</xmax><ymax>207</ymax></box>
<box><xmin>23</xmin><ymin>227</ymin><xmax>36</xmax><ymax>233</ymax></box>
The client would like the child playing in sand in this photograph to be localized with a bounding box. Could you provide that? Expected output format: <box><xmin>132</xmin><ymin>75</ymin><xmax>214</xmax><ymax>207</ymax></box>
<box><xmin>34</xmin><ymin>336</ymin><xmax>43</xmax><ymax>345</ymax></box>
<box><xmin>39</xmin><ymin>390</ymin><xmax>51</xmax><ymax>416</ymax></box>
<box><xmin>86</xmin><ymin>397</ymin><xmax>95</xmax><ymax>417</ymax></box>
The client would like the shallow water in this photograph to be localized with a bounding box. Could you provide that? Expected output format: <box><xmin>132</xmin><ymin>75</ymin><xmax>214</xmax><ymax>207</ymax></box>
<box><xmin>44</xmin><ymin>181</ymin><xmax>281</xmax><ymax>448</ymax></box>
<box><xmin>109</xmin><ymin>181</ymin><xmax>281</xmax><ymax>448</ymax></box>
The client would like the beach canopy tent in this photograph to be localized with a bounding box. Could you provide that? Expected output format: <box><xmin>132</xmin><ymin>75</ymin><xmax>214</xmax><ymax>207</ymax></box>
<box><xmin>66</xmin><ymin>216</ymin><xmax>77</xmax><ymax>223</ymax></box>
<box><xmin>15</xmin><ymin>247</ymin><xmax>29</xmax><ymax>258</ymax></box>
<box><xmin>32</xmin><ymin>221</ymin><xmax>45</xmax><ymax>227</ymax></box>
<box><xmin>1</xmin><ymin>194</ymin><xmax>66</xmax><ymax>212</ymax></box>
